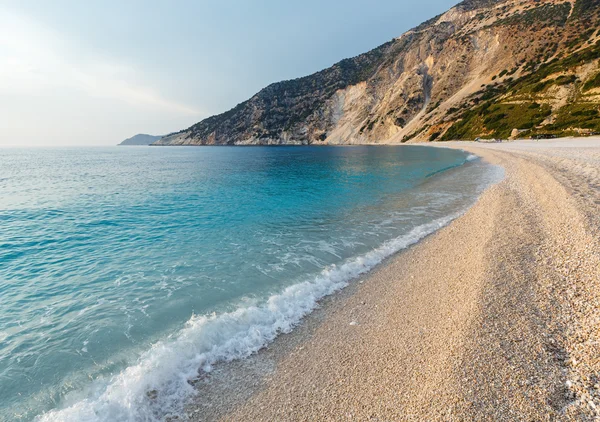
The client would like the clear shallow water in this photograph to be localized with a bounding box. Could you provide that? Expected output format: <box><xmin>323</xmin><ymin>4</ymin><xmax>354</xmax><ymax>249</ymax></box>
<box><xmin>0</xmin><ymin>146</ymin><xmax>501</xmax><ymax>421</ymax></box>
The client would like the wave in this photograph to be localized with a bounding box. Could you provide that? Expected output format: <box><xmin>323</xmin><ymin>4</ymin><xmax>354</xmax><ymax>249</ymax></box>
<box><xmin>425</xmin><ymin>154</ymin><xmax>476</xmax><ymax>178</ymax></box>
<box><xmin>37</xmin><ymin>212</ymin><xmax>463</xmax><ymax>422</ymax></box>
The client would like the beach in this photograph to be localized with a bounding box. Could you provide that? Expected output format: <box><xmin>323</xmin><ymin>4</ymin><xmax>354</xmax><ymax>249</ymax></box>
<box><xmin>190</xmin><ymin>139</ymin><xmax>600</xmax><ymax>421</ymax></box>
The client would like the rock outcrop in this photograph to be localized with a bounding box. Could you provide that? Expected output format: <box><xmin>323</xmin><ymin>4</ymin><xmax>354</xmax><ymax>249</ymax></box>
<box><xmin>155</xmin><ymin>0</ymin><xmax>600</xmax><ymax>145</ymax></box>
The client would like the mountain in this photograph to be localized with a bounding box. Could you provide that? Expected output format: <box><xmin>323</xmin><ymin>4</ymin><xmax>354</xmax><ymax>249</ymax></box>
<box><xmin>118</xmin><ymin>134</ymin><xmax>163</xmax><ymax>146</ymax></box>
<box><xmin>155</xmin><ymin>0</ymin><xmax>600</xmax><ymax>146</ymax></box>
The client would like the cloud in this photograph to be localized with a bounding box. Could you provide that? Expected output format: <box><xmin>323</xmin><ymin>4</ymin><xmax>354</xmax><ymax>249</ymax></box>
<box><xmin>0</xmin><ymin>7</ymin><xmax>203</xmax><ymax>116</ymax></box>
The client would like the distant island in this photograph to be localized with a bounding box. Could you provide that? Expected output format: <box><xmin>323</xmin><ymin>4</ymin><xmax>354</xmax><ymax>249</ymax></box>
<box><xmin>118</xmin><ymin>134</ymin><xmax>163</xmax><ymax>146</ymax></box>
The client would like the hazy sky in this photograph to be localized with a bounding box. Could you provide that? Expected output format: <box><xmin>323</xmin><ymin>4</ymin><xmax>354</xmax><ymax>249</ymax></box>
<box><xmin>0</xmin><ymin>0</ymin><xmax>458</xmax><ymax>146</ymax></box>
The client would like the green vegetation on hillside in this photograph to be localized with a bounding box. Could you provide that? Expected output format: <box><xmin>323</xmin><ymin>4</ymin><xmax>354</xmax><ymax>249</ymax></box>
<box><xmin>442</xmin><ymin>40</ymin><xmax>600</xmax><ymax>140</ymax></box>
<box><xmin>572</xmin><ymin>0</ymin><xmax>600</xmax><ymax>18</ymax></box>
<box><xmin>443</xmin><ymin>102</ymin><xmax>552</xmax><ymax>140</ymax></box>
<box><xmin>546</xmin><ymin>104</ymin><xmax>600</xmax><ymax>132</ymax></box>
<box><xmin>494</xmin><ymin>3</ymin><xmax>571</xmax><ymax>28</ymax></box>
<box><xmin>583</xmin><ymin>72</ymin><xmax>600</xmax><ymax>91</ymax></box>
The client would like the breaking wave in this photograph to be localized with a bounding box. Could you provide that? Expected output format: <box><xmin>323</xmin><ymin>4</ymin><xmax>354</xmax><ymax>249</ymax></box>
<box><xmin>38</xmin><ymin>213</ymin><xmax>461</xmax><ymax>422</ymax></box>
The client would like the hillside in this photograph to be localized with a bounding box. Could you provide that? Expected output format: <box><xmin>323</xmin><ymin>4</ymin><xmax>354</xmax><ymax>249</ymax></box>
<box><xmin>119</xmin><ymin>134</ymin><xmax>163</xmax><ymax>146</ymax></box>
<box><xmin>155</xmin><ymin>0</ymin><xmax>600</xmax><ymax>145</ymax></box>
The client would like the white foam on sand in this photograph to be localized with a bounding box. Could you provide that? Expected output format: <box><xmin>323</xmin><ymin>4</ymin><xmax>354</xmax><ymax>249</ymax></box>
<box><xmin>37</xmin><ymin>212</ymin><xmax>465</xmax><ymax>422</ymax></box>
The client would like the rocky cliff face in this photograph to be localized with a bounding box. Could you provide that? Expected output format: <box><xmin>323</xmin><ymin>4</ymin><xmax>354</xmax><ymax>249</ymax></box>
<box><xmin>155</xmin><ymin>0</ymin><xmax>600</xmax><ymax>145</ymax></box>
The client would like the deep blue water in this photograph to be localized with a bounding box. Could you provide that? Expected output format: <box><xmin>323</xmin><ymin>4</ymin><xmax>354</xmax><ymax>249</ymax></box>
<box><xmin>0</xmin><ymin>146</ymin><xmax>500</xmax><ymax>421</ymax></box>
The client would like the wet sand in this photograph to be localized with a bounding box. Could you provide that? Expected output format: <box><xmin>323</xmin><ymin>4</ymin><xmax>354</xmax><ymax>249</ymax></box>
<box><xmin>190</xmin><ymin>139</ymin><xmax>600</xmax><ymax>421</ymax></box>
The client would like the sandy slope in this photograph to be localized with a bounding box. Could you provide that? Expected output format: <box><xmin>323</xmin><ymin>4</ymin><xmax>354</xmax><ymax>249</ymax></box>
<box><xmin>190</xmin><ymin>139</ymin><xmax>600</xmax><ymax>421</ymax></box>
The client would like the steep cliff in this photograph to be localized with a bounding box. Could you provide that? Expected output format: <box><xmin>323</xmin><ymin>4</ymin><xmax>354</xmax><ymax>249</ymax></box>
<box><xmin>155</xmin><ymin>0</ymin><xmax>600</xmax><ymax>145</ymax></box>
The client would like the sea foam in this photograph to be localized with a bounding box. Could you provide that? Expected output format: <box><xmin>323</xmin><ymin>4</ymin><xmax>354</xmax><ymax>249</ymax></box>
<box><xmin>37</xmin><ymin>213</ymin><xmax>460</xmax><ymax>422</ymax></box>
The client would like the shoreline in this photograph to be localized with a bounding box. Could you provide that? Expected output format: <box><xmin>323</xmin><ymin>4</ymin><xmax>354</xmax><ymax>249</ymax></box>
<box><xmin>24</xmin><ymin>145</ymin><xmax>485</xmax><ymax>422</ymax></box>
<box><xmin>184</xmin><ymin>151</ymin><xmax>495</xmax><ymax>421</ymax></box>
<box><xmin>188</xmin><ymin>139</ymin><xmax>600</xmax><ymax>421</ymax></box>
<box><xmin>148</xmin><ymin>135</ymin><xmax>600</xmax><ymax>147</ymax></box>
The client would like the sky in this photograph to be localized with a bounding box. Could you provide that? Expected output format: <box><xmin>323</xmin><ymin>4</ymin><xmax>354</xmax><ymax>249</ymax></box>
<box><xmin>0</xmin><ymin>0</ymin><xmax>458</xmax><ymax>147</ymax></box>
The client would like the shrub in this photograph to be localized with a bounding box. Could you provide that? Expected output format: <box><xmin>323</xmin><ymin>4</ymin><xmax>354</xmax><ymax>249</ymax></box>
<box><xmin>583</xmin><ymin>72</ymin><xmax>600</xmax><ymax>91</ymax></box>
<box><xmin>429</xmin><ymin>131</ymin><xmax>441</xmax><ymax>141</ymax></box>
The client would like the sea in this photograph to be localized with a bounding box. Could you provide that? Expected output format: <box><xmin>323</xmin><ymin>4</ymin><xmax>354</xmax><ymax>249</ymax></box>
<box><xmin>0</xmin><ymin>145</ymin><xmax>502</xmax><ymax>421</ymax></box>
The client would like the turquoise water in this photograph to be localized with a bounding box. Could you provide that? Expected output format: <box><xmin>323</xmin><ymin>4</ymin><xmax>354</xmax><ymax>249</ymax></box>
<box><xmin>0</xmin><ymin>146</ymin><xmax>500</xmax><ymax>421</ymax></box>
